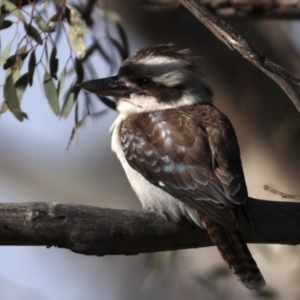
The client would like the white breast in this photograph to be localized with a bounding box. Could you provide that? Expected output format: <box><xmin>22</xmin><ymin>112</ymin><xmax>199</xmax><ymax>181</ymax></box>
<box><xmin>110</xmin><ymin>113</ymin><xmax>202</xmax><ymax>227</ymax></box>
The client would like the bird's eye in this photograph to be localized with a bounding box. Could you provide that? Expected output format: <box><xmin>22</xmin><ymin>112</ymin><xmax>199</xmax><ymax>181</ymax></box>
<box><xmin>137</xmin><ymin>78</ymin><xmax>151</xmax><ymax>87</ymax></box>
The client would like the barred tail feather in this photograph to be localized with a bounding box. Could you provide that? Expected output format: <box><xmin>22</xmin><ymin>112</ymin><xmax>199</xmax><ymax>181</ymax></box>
<box><xmin>200</xmin><ymin>213</ymin><xmax>265</xmax><ymax>291</ymax></box>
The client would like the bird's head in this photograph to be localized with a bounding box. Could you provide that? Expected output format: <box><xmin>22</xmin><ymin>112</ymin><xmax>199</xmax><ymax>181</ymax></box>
<box><xmin>78</xmin><ymin>44</ymin><xmax>213</xmax><ymax>115</ymax></box>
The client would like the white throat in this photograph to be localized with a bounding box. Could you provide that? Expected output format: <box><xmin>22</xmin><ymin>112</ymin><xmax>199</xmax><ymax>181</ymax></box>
<box><xmin>116</xmin><ymin>91</ymin><xmax>211</xmax><ymax>117</ymax></box>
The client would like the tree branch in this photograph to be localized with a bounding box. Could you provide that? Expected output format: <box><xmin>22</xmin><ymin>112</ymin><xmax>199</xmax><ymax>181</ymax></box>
<box><xmin>179</xmin><ymin>0</ymin><xmax>300</xmax><ymax>114</ymax></box>
<box><xmin>190</xmin><ymin>0</ymin><xmax>300</xmax><ymax>19</ymax></box>
<box><xmin>0</xmin><ymin>198</ymin><xmax>299</xmax><ymax>256</ymax></box>
<box><xmin>142</xmin><ymin>0</ymin><xmax>300</xmax><ymax>19</ymax></box>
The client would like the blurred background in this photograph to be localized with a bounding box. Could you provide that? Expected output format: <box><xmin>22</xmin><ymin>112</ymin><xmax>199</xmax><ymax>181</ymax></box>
<box><xmin>1</xmin><ymin>0</ymin><xmax>300</xmax><ymax>299</ymax></box>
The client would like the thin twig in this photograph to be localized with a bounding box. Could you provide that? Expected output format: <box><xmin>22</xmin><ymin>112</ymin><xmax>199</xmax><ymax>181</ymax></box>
<box><xmin>264</xmin><ymin>185</ymin><xmax>300</xmax><ymax>200</ymax></box>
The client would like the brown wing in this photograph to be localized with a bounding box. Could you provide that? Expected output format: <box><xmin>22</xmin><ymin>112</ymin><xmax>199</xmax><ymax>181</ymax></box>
<box><xmin>121</xmin><ymin>104</ymin><xmax>248</xmax><ymax>229</ymax></box>
<box><xmin>202</xmin><ymin>106</ymin><xmax>248</xmax><ymax>204</ymax></box>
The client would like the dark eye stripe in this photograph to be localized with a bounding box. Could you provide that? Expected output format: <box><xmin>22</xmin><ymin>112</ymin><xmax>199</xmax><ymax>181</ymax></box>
<box><xmin>136</xmin><ymin>78</ymin><xmax>151</xmax><ymax>87</ymax></box>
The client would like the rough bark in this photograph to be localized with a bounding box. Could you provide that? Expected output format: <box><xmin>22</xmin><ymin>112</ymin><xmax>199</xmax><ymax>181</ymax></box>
<box><xmin>142</xmin><ymin>0</ymin><xmax>300</xmax><ymax>19</ymax></box>
<box><xmin>193</xmin><ymin>0</ymin><xmax>300</xmax><ymax>19</ymax></box>
<box><xmin>0</xmin><ymin>198</ymin><xmax>299</xmax><ymax>256</ymax></box>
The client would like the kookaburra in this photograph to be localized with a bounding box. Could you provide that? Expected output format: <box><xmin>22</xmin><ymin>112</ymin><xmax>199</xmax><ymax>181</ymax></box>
<box><xmin>78</xmin><ymin>44</ymin><xmax>265</xmax><ymax>291</ymax></box>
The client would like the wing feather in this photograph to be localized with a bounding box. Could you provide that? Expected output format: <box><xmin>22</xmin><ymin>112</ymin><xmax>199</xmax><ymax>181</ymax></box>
<box><xmin>121</xmin><ymin>104</ymin><xmax>248</xmax><ymax>229</ymax></box>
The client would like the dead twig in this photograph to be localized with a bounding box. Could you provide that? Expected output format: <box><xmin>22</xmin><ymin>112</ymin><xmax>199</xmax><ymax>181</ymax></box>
<box><xmin>264</xmin><ymin>185</ymin><xmax>300</xmax><ymax>200</ymax></box>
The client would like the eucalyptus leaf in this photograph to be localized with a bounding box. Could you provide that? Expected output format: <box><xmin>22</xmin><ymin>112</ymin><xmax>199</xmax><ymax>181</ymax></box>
<box><xmin>16</xmin><ymin>45</ymin><xmax>27</xmax><ymax>56</ymax></box>
<box><xmin>64</xmin><ymin>6</ymin><xmax>71</xmax><ymax>24</ymax></box>
<box><xmin>24</xmin><ymin>23</ymin><xmax>43</xmax><ymax>45</ymax></box>
<box><xmin>66</xmin><ymin>125</ymin><xmax>78</xmax><ymax>150</ymax></box>
<box><xmin>12</xmin><ymin>68</ymin><xmax>20</xmax><ymax>82</ymax></box>
<box><xmin>28</xmin><ymin>50</ymin><xmax>36</xmax><ymax>86</ymax></box>
<box><xmin>9</xmin><ymin>108</ymin><xmax>28</xmax><ymax>121</ymax></box>
<box><xmin>97</xmin><ymin>95</ymin><xmax>116</xmax><ymax>110</ymax></box>
<box><xmin>57</xmin><ymin>66</ymin><xmax>66</xmax><ymax>97</ymax></box>
<box><xmin>68</xmin><ymin>6</ymin><xmax>86</xmax><ymax>57</ymax></box>
<box><xmin>75</xmin><ymin>58</ymin><xmax>84</xmax><ymax>82</ymax></box>
<box><xmin>48</xmin><ymin>11</ymin><xmax>61</xmax><ymax>23</ymax></box>
<box><xmin>15</xmin><ymin>72</ymin><xmax>28</xmax><ymax>101</ymax></box>
<box><xmin>34</xmin><ymin>16</ymin><xmax>55</xmax><ymax>33</ymax></box>
<box><xmin>4</xmin><ymin>73</ymin><xmax>19</xmax><ymax>108</ymax></box>
<box><xmin>3</xmin><ymin>54</ymin><xmax>15</xmax><ymax>69</ymax></box>
<box><xmin>67</xmin><ymin>101</ymin><xmax>83</xmax><ymax>149</ymax></box>
<box><xmin>3</xmin><ymin>72</ymin><xmax>27</xmax><ymax>121</ymax></box>
<box><xmin>116</xmin><ymin>21</ymin><xmax>128</xmax><ymax>58</ymax></box>
<box><xmin>43</xmin><ymin>70</ymin><xmax>60</xmax><ymax>115</ymax></box>
<box><xmin>0</xmin><ymin>43</ymin><xmax>12</xmax><ymax>68</ymax></box>
<box><xmin>3</xmin><ymin>0</ymin><xmax>26</xmax><ymax>23</ymax></box>
<box><xmin>0</xmin><ymin>101</ymin><xmax>8</xmax><ymax>114</ymax></box>
<box><xmin>61</xmin><ymin>89</ymin><xmax>75</xmax><ymax>118</ymax></box>
<box><xmin>49</xmin><ymin>46</ymin><xmax>58</xmax><ymax>79</ymax></box>
<box><xmin>69</xmin><ymin>30</ymin><xmax>85</xmax><ymax>57</ymax></box>
<box><xmin>16</xmin><ymin>45</ymin><xmax>28</xmax><ymax>62</ymax></box>
<box><xmin>0</xmin><ymin>14</ymin><xmax>5</xmax><ymax>28</ymax></box>
<box><xmin>0</xmin><ymin>20</ymin><xmax>13</xmax><ymax>30</ymax></box>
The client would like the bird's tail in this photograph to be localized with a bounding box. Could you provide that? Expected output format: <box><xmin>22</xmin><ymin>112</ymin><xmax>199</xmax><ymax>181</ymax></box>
<box><xmin>200</xmin><ymin>213</ymin><xmax>265</xmax><ymax>291</ymax></box>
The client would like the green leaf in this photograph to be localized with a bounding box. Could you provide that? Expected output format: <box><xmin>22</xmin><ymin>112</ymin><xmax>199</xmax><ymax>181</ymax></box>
<box><xmin>0</xmin><ymin>101</ymin><xmax>8</xmax><ymax>114</ymax></box>
<box><xmin>97</xmin><ymin>95</ymin><xmax>116</xmax><ymax>110</ymax></box>
<box><xmin>116</xmin><ymin>21</ymin><xmax>128</xmax><ymax>59</ymax></box>
<box><xmin>0</xmin><ymin>20</ymin><xmax>13</xmax><ymax>30</ymax></box>
<box><xmin>12</xmin><ymin>68</ymin><xmax>20</xmax><ymax>82</ymax></box>
<box><xmin>61</xmin><ymin>89</ymin><xmax>75</xmax><ymax>118</ymax></box>
<box><xmin>69</xmin><ymin>30</ymin><xmax>85</xmax><ymax>57</ymax></box>
<box><xmin>3</xmin><ymin>54</ymin><xmax>16</xmax><ymax>69</ymax></box>
<box><xmin>66</xmin><ymin>125</ymin><xmax>78</xmax><ymax>150</ymax></box>
<box><xmin>48</xmin><ymin>11</ymin><xmax>61</xmax><ymax>23</ymax></box>
<box><xmin>44</xmin><ymin>41</ymin><xmax>49</xmax><ymax>63</ymax></box>
<box><xmin>3</xmin><ymin>0</ymin><xmax>26</xmax><ymax>23</ymax></box>
<box><xmin>16</xmin><ymin>45</ymin><xmax>27</xmax><ymax>56</ymax></box>
<box><xmin>16</xmin><ymin>45</ymin><xmax>28</xmax><ymax>62</ymax></box>
<box><xmin>4</xmin><ymin>73</ymin><xmax>19</xmax><ymax>108</ymax></box>
<box><xmin>10</xmin><ymin>108</ymin><xmax>28</xmax><ymax>121</ymax></box>
<box><xmin>4</xmin><ymin>46</ymin><xmax>27</xmax><ymax>70</ymax></box>
<box><xmin>64</xmin><ymin>6</ymin><xmax>71</xmax><ymax>23</ymax></box>
<box><xmin>3</xmin><ymin>72</ymin><xmax>28</xmax><ymax>121</ymax></box>
<box><xmin>75</xmin><ymin>58</ymin><xmax>84</xmax><ymax>82</ymax></box>
<box><xmin>0</xmin><ymin>43</ymin><xmax>12</xmax><ymax>68</ymax></box>
<box><xmin>28</xmin><ymin>50</ymin><xmax>36</xmax><ymax>86</ymax></box>
<box><xmin>24</xmin><ymin>23</ymin><xmax>43</xmax><ymax>45</ymax></box>
<box><xmin>15</xmin><ymin>72</ymin><xmax>28</xmax><ymax>101</ymax></box>
<box><xmin>68</xmin><ymin>6</ymin><xmax>86</xmax><ymax>57</ymax></box>
<box><xmin>0</xmin><ymin>14</ymin><xmax>5</xmax><ymax>29</ymax></box>
<box><xmin>66</xmin><ymin>102</ymin><xmax>82</xmax><ymax>149</ymax></box>
<box><xmin>43</xmin><ymin>70</ymin><xmax>60</xmax><ymax>115</ymax></box>
<box><xmin>34</xmin><ymin>16</ymin><xmax>55</xmax><ymax>33</ymax></box>
<box><xmin>57</xmin><ymin>65</ymin><xmax>66</xmax><ymax>97</ymax></box>
<box><xmin>49</xmin><ymin>46</ymin><xmax>58</xmax><ymax>79</ymax></box>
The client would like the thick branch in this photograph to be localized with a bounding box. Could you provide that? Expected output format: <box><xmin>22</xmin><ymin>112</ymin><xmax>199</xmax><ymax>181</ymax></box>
<box><xmin>143</xmin><ymin>0</ymin><xmax>300</xmax><ymax>19</ymax></box>
<box><xmin>193</xmin><ymin>0</ymin><xmax>300</xmax><ymax>19</ymax></box>
<box><xmin>179</xmin><ymin>0</ymin><xmax>300</xmax><ymax>113</ymax></box>
<box><xmin>0</xmin><ymin>198</ymin><xmax>300</xmax><ymax>256</ymax></box>
<box><xmin>10</xmin><ymin>0</ymin><xmax>300</xmax><ymax>19</ymax></box>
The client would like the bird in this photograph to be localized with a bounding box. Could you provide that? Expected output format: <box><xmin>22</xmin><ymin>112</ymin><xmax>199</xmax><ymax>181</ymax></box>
<box><xmin>78</xmin><ymin>44</ymin><xmax>265</xmax><ymax>291</ymax></box>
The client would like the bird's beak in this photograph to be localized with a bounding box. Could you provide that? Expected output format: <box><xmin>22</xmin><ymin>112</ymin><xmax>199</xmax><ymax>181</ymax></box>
<box><xmin>77</xmin><ymin>76</ymin><xmax>132</xmax><ymax>98</ymax></box>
